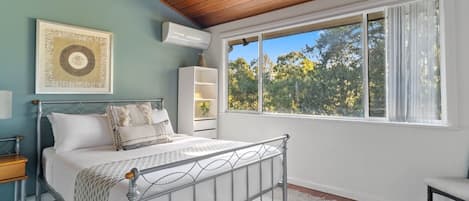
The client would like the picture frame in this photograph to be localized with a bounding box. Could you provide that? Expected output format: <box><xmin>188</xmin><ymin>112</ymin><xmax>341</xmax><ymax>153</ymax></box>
<box><xmin>35</xmin><ymin>19</ymin><xmax>113</xmax><ymax>94</ymax></box>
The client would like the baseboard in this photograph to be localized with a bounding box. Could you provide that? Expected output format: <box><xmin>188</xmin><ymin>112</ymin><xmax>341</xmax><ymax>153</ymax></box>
<box><xmin>288</xmin><ymin>177</ymin><xmax>390</xmax><ymax>201</ymax></box>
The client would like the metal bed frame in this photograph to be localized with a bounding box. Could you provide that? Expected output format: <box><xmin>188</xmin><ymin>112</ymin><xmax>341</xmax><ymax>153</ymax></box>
<box><xmin>32</xmin><ymin>98</ymin><xmax>289</xmax><ymax>201</ymax></box>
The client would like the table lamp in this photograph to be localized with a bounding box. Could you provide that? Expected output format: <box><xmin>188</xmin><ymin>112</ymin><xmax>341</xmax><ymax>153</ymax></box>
<box><xmin>0</xmin><ymin>90</ymin><xmax>12</xmax><ymax>119</ymax></box>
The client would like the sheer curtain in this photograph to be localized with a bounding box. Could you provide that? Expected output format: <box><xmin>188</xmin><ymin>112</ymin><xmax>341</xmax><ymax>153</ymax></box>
<box><xmin>386</xmin><ymin>0</ymin><xmax>441</xmax><ymax>123</ymax></box>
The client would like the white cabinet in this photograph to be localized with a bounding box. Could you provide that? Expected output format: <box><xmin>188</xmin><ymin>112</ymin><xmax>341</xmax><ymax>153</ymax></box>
<box><xmin>178</xmin><ymin>66</ymin><xmax>217</xmax><ymax>139</ymax></box>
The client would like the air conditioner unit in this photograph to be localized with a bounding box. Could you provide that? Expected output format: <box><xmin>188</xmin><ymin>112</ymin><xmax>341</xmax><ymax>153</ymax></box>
<box><xmin>162</xmin><ymin>22</ymin><xmax>211</xmax><ymax>50</ymax></box>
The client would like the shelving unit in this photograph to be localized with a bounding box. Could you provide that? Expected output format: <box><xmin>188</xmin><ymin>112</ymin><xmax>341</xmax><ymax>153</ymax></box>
<box><xmin>178</xmin><ymin>66</ymin><xmax>218</xmax><ymax>139</ymax></box>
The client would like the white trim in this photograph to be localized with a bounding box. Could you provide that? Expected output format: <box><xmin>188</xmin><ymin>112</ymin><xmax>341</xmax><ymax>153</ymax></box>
<box><xmin>441</xmin><ymin>0</ymin><xmax>459</xmax><ymax>128</ymax></box>
<box><xmin>362</xmin><ymin>13</ymin><xmax>370</xmax><ymax>118</ymax></box>
<box><xmin>222</xmin><ymin>111</ymin><xmax>453</xmax><ymax>130</ymax></box>
<box><xmin>222</xmin><ymin>39</ymin><xmax>228</xmax><ymax>113</ymax></box>
<box><xmin>217</xmin><ymin>1</ymin><xmax>409</xmax><ymax>39</ymax></box>
<box><xmin>439</xmin><ymin>0</ymin><xmax>447</xmax><ymax>123</ymax></box>
<box><xmin>223</xmin><ymin>11</ymin><xmax>366</xmax><ymax>42</ymax></box>
<box><xmin>438</xmin><ymin>0</ymin><xmax>455</xmax><ymax>127</ymax></box>
<box><xmin>384</xmin><ymin>8</ymin><xmax>390</xmax><ymax>121</ymax></box>
<box><xmin>257</xmin><ymin>33</ymin><xmax>264</xmax><ymax>113</ymax></box>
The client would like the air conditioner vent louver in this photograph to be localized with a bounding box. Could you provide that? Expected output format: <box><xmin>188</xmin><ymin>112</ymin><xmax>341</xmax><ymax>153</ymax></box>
<box><xmin>162</xmin><ymin>22</ymin><xmax>211</xmax><ymax>50</ymax></box>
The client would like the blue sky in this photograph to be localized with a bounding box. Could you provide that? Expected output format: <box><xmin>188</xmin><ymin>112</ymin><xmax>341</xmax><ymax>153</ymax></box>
<box><xmin>229</xmin><ymin>31</ymin><xmax>320</xmax><ymax>63</ymax></box>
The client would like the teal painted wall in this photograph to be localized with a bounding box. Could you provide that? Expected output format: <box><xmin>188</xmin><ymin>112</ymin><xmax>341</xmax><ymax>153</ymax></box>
<box><xmin>0</xmin><ymin>0</ymin><xmax>200</xmax><ymax>199</ymax></box>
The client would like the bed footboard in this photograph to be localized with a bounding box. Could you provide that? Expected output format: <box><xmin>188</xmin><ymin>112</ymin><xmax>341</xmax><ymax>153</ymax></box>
<box><xmin>125</xmin><ymin>134</ymin><xmax>290</xmax><ymax>201</ymax></box>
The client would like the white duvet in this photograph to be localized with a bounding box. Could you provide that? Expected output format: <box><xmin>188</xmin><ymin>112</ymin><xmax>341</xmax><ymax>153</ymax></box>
<box><xmin>43</xmin><ymin>135</ymin><xmax>282</xmax><ymax>201</ymax></box>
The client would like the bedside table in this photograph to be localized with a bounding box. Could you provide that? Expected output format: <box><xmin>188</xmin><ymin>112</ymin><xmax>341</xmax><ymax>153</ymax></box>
<box><xmin>0</xmin><ymin>136</ymin><xmax>27</xmax><ymax>201</ymax></box>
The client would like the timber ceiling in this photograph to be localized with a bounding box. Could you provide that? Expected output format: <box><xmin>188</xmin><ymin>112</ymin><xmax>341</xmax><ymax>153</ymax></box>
<box><xmin>161</xmin><ymin>0</ymin><xmax>314</xmax><ymax>28</ymax></box>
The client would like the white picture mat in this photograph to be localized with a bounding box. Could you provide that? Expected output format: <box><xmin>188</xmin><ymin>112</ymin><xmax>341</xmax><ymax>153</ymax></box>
<box><xmin>35</xmin><ymin>19</ymin><xmax>113</xmax><ymax>94</ymax></box>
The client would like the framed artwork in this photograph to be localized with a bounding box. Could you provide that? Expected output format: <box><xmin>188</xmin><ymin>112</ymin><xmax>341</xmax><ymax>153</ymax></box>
<box><xmin>35</xmin><ymin>19</ymin><xmax>113</xmax><ymax>94</ymax></box>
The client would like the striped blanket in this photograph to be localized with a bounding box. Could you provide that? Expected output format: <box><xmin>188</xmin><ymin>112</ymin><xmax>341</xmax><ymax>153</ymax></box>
<box><xmin>74</xmin><ymin>140</ymin><xmax>245</xmax><ymax>201</ymax></box>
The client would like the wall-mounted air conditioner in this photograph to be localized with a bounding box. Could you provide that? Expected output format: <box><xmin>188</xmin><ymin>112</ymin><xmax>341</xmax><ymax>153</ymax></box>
<box><xmin>162</xmin><ymin>22</ymin><xmax>211</xmax><ymax>50</ymax></box>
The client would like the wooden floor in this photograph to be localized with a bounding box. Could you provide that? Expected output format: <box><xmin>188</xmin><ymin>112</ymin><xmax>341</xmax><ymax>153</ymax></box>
<box><xmin>288</xmin><ymin>184</ymin><xmax>356</xmax><ymax>201</ymax></box>
<box><xmin>29</xmin><ymin>184</ymin><xmax>356</xmax><ymax>201</ymax></box>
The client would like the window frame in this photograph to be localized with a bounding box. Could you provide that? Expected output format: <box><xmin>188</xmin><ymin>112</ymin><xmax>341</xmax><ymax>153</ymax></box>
<box><xmin>222</xmin><ymin>2</ymin><xmax>449</xmax><ymax>126</ymax></box>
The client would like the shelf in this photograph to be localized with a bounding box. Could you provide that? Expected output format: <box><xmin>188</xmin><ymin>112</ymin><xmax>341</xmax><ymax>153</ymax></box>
<box><xmin>194</xmin><ymin>117</ymin><xmax>217</xmax><ymax>121</ymax></box>
<box><xmin>195</xmin><ymin>82</ymin><xmax>216</xmax><ymax>86</ymax></box>
<box><xmin>179</xmin><ymin>66</ymin><xmax>218</xmax><ymax>138</ymax></box>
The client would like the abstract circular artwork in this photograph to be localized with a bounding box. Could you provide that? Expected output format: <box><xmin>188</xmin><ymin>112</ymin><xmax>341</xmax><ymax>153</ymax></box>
<box><xmin>36</xmin><ymin>20</ymin><xmax>113</xmax><ymax>94</ymax></box>
<box><xmin>60</xmin><ymin>45</ymin><xmax>96</xmax><ymax>77</ymax></box>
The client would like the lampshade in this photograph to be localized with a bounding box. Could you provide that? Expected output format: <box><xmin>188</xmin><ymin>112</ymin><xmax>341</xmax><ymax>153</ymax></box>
<box><xmin>0</xmin><ymin>90</ymin><xmax>12</xmax><ymax>119</ymax></box>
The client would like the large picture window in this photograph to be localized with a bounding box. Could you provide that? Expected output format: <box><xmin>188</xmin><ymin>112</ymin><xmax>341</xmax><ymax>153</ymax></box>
<box><xmin>262</xmin><ymin>17</ymin><xmax>364</xmax><ymax>117</ymax></box>
<box><xmin>226</xmin><ymin>0</ymin><xmax>443</xmax><ymax>124</ymax></box>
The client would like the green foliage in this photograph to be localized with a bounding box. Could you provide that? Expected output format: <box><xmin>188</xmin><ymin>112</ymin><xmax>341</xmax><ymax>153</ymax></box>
<box><xmin>368</xmin><ymin>19</ymin><xmax>386</xmax><ymax>117</ymax></box>
<box><xmin>228</xmin><ymin>58</ymin><xmax>258</xmax><ymax>111</ymax></box>
<box><xmin>199</xmin><ymin>101</ymin><xmax>211</xmax><ymax>116</ymax></box>
<box><xmin>228</xmin><ymin>21</ymin><xmax>386</xmax><ymax>117</ymax></box>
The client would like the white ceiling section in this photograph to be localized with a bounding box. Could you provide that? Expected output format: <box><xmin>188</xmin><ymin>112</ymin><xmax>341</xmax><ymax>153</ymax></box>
<box><xmin>205</xmin><ymin>0</ymin><xmax>468</xmax><ymax>201</ymax></box>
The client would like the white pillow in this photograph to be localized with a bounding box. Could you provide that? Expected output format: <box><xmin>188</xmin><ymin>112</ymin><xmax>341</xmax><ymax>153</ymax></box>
<box><xmin>48</xmin><ymin>113</ymin><xmax>113</xmax><ymax>153</ymax></box>
<box><xmin>152</xmin><ymin>109</ymin><xmax>175</xmax><ymax>133</ymax></box>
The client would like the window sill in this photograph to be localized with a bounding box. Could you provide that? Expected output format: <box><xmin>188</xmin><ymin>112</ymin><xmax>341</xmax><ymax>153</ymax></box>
<box><xmin>222</xmin><ymin>111</ymin><xmax>455</xmax><ymax>129</ymax></box>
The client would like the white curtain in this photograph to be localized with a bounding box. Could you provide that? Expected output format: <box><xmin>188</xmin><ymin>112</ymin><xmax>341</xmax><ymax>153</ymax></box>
<box><xmin>386</xmin><ymin>0</ymin><xmax>441</xmax><ymax>123</ymax></box>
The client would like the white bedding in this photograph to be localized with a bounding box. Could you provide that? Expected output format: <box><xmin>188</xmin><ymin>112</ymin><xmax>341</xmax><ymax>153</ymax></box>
<box><xmin>43</xmin><ymin>135</ymin><xmax>282</xmax><ymax>201</ymax></box>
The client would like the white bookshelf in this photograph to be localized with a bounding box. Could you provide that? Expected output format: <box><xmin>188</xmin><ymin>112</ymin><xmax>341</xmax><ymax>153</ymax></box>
<box><xmin>178</xmin><ymin>66</ymin><xmax>218</xmax><ymax>139</ymax></box>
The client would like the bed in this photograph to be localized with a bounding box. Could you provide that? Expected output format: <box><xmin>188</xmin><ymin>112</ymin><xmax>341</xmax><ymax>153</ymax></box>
<box><xmin>32</xmin><ymin>99</ymin><xmax>289</xmax><ymax>201</ymax></box>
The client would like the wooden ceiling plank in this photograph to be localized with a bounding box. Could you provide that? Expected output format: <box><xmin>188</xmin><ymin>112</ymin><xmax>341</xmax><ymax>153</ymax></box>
<box><xmin>160</xmin><ymin>0</ymin><xmax>202</xmax><ymax>27</ymax></box>
<box><xmin>162</xmin><ymin>0</ymin><xmax>187</xmax><ymax>6</ymax></box>
<box><xmin>171</xmin><ymin>0</ymin><xmax>208</xmax><ymax>9</ymax></box>
<box><xmin>202</xmin><ymin>0</ymin><xmax>311</xmax><ymax>26</ymax></box>
<box><xmin>184</xmin><ymin>0</ymin><xmax>253</xmax><ymax>18</ymax></box>
<box><xmin>195</xmin><ymin>0</ymin><xmax>312</xmax><ymax>27</ymax></box>
<box><xmin>161</xmin><ymin>0</ymin><xmax>314</xmax><ymax>28</ymax></box>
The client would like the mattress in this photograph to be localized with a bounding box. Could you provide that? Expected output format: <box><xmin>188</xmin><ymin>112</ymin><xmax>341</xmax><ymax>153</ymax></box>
<box><xmin>42</xmin><ymin>135</ymin><xmax>282</xmax><ymax>201</ymax></box>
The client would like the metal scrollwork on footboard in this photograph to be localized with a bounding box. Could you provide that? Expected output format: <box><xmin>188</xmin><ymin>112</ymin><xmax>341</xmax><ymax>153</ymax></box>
<box><xmin>125</xmin><ymin>134</ymin><xmax>290</xmax><ymax>201</ymax></box>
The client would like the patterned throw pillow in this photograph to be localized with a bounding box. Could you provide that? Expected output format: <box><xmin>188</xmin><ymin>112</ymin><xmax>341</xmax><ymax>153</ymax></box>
<box><xmin>153</xmin><ymin>120</ymin><xmax>174</xmax><ymax>141</ymax></box>
<box><xmin>106</xmin><ymin>102</ymin><xmax>173</xmax><ymax>150</ymax></box>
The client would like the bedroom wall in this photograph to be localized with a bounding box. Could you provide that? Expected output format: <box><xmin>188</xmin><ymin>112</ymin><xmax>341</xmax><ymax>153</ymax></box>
<box><xmin>205</xmin><ymin>0</ymin><xmax>469</xmax><ymax>201</ymax></box>
<box><xmin>0</xmin><ymin>0</ymin><xmax>199</xmax><ymax>199</ymax></box>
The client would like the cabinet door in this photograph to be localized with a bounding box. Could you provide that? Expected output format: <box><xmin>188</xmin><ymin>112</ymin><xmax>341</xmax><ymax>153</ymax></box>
<box><xmin>193</xmin><ymin>129</ymin><xmax>217</xmax><ymax>139</ymax></box>
<box><xmin>194</xmin><ymin>119</ymin><xmax>217</xmax><ymax>131</ymax></box>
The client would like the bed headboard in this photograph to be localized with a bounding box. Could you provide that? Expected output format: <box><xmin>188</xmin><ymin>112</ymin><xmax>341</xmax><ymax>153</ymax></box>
<box><xmin>31</xmin><ymin>98</ymin><xmax>164</xmax><ymax>197</ymax></box>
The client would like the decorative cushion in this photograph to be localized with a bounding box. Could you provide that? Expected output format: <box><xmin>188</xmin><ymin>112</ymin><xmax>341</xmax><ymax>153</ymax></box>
<box><xmin>107</xmin><ymin>102</ymin><xmax>173</xmax><ymax>150</ymax></box>
<box><xmin>152</xmin><ymin>120</ymin><xmax>174</xmax><ymax>141</ymax></box>
<box><xmin>119</xmin><ymin>120</ymin><xmax>173</xmax><ymax>150</ymax></box>
<box><xmin>152</xmin><ymin>109</ymin><xmax>175</xmax><ymax>133</ymax></box>
<box><xmin>117</xmin><ymin>125</ymin><xmax>160</xmax><ymax>150</ymax></box>
<box><xmin>48</xmin><ymin>113</ymin><xmax>113</xmax><ymax>153</ymax></box>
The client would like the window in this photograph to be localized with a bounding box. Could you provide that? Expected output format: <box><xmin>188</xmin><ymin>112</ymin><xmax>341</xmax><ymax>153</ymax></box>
<box><xmin>262</xmin><ymin>17</ymin><xmax>364</xmax><ymax>117</ymax></box>
<box><xmin>227</xmin><ymin>36</ymin><xmax>259</xmax><ymax>111</ymax></box>
<box><xmin>367</xmin><ymin>13</ymin><xmax>386</xmax><ymax>118</ymax></box>
<box><xmin>226</xmin><ymin>0</ymin><xmax>443</xmax><ymax>124</ymax></box>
